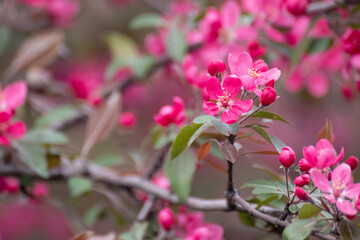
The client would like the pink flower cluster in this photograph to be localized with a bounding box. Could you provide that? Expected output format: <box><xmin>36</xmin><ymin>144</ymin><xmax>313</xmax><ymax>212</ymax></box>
<box><xmin>154</xmin><ymin>96</ymin><xmax>186</xmax><ymax>127</ymax></box>
<box><xmin>0</xmin><ymin>81</ymin><xmax>28</xmax><ymax>146</ymax></box>
<box><xmin>280</xmin><ymin>138</ymin><xmax>360</xmax><ymax>219</ymax></box>
<box><xmin>17</xmin><ymin>0</ymin><xmax>79</xmax><ymax>27</ymax></box>
<box><xmin>0</xmin><ymin>178</ymin><xmax>49</xmax><ymax>198</ymax></box>
<box><xmin>158</xmin><ymin>207</ymin><xmax>223</xmax><ymax>240</ymax></box>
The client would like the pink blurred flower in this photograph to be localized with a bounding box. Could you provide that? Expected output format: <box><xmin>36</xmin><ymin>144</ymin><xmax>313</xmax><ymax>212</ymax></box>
<box><xmin>158</xmin><ymin>208</ymin><xmax>175</xmax><ymax>231</ymax></box>
<box><xmin>248</xmin><ymin>41</ymin><xmax>266</xmax><ymax>59</ymax></box>
<box><xmin>145</xmin><ymin>33</ymin><xmax>166</xmax><ymax>57</ymax></box>
<box><xmin>207</xmin><ymin>59</ymin><xmax>226</xmax><ymax>77</ymax></box>
<box><xmin>5</xmin><ymin>178</ymin><xmax>20</xmax><ymax>194</ymax></box>
<box><xmin>342</xmin><ymin>29</ymin><xmax>360</xmax><ymax>55</ymax></box>
<box><xmin>154</xmin><ymin>96</ymin><xmax>186</xmax><ymax>127</ymax></box>
<box><xmin>118</xmin><ymin>112</ymin><xmax>137</xmax><ymax>128</ymax></box>
<box><xmin>303</xmin><ymin>139</ymin><xmax>344</xmax><ymax>170</ymax></box>
<box><xmin>310</xmin><ymin>164</ymin><xmax>360</xmax><ymax>216</ymax></box>
<box><xmin>0</xmin><ymin>81</ymin><xmax>27</xmax><ymax>114</ymax></box>
<box><xmin>0</xmin><ymin>112</ymin><xmax>26</xmax><ymax>146</ymax></box>
<box><xmin>185</xmin><ymin>224</ymin><xmax>223</xmax><ymax>240</ymax></box>
<box><xmin>32</xmin><ymin>183</ymin><xmax>50</xmax><ymax>197</ymax></box>
<box><xmin>285</xmin><ymin>0</ymin><xmax>309</xmax><ymax>16</ymax></box>
<box><xmin>203</xmin><ymin>76</ymin><xmax>253</xmax><ymax>124</ymax></box>
<box><xmin>228</xmin><ymin>51</ymin><xmax>281</xmax><ymax>92</ymax></box>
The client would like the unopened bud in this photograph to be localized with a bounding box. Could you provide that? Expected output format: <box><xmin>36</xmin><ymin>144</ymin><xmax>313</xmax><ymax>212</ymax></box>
<box><xmin>346</xmin><ymin>156</ymin><xmax>359</xmax><ymax>171</ymax></box>
<box><xmin>260</xmin><ymin>87</ymin><xmax>277</xmax><ymax>106</ymax></box>
<box><xmin>6</xmin><ymin>178</ymin><xmax>19</xmax><ymax>194</ymax></box>
<box><xmin>294</xmin><ymin>176</ymin><xmax>305</xmax><ymax>187</ymax></box>
<box><xmin>298</xmin><ymin>158</ymin><xmax>312</xmax><ymax>172</ymax></box>
<box><xmin>265</xmin><ymin>80</ymin><xmax>275</xmax><ymax>88</ymax></box>
<box><xmin>301</xmin><ymin>174</ymin><xmax>310</xmax><ymax>185</ymax></box>
<box><xmin>279</xmin><ymin>146</ymin><xmax>296</xmax><ymax>168</ymax></box>
<box><xmin>207</xmin><ymin>59</ymin><xmax>226</xmax><ymax>76</ymax></box>
<box><xmin>158</xmin><ymin>208</ymin><xmax>175</xmax><ymax>231</ymax></box>
<box><xmin>286</xmin><ymin>0</ymin><xmax>309</xmax><ymax>16</ymax></box>
<box><xmin>295</xmin><ymin>187</ymin><xmax>308</xmax><ymax>200</ymax></box>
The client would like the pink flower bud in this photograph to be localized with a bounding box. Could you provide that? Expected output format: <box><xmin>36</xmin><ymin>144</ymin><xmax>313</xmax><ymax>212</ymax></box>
<box><xmin>6</xmin><ymin>178</ymin><xmax>19</xmax><ymax>193</ymax></box>
<box><xmin>207</xmin><ymin>59</ymin><xmax>226</xmax><ymax>76</ymax></box>
<box><xmin>357</xmin><ymin>80</ymin><xmax>360</xmax><ymax>92</ymax></box>
<box><xmin>260</xmin><ymin>87</ymin><xmax>277</xmax><ymax>106</ymax></box>
<box><xmin>294</xmin><ymin>176</ymin><xmax>305</xmax><ymax>187</ymax></box>
<box><xmin>279</xmin><ymin>146</ymin><xmax>296</xmax><ymax>168</ymax></box>
<box><xmin>248</xmin><ymin>42</ymin><xmax>266</xmax><ymax>59</ymax></box>
<box><xmin>286</xmin><ymin>0</ymin><xmax>309</xmax><ymax>16</ymax></box>
<box><xmin>158</xmin><ymin>208</ymin><xmax>175</xmax><ymax>231</ymax></box>
<box><xmin>341</xmin><ymin>85</ymin><xmax>353</xmax><ymax>100</ymax></box>
<box><xmin>346</xmin><ymin>156</ymin><xmax>359</xmax><ymax>171</ymax></box>
<box><xmin>32</xmin><ymin>183</ymin><xmax>49</xmax><ymax>197</ymax></box>
<box><xmin>327</xmin><ymin>170</ymin><xmax>332</xmax><ymax>181</ymax></box>
<box><xmin>265</xmin><ymin>80</ymin><xmax>275</xmax><ymax>88</ymax></box>
<box><xmin>118</xmin><ymin>112</ymin><xmax>137</xmax><ymax>128</ymax></box>
<box><xmin>295</xmin><ymin>187</ymin><xmax>308</xmax><ymax>200</ymax></box>
<box><xmin>298</xmin><ymin>158</ymin><xmax>312</xmax><ymax>172</ymax></box>
<box><xmin>342</xmin><ymin>29</ymin><xmax>360</xmax><ymax>55</ymax></box>
<box><xmin>0</xmin><ymin>177</ymin><xmax>6</xmax><ymax>193</ymax></box>
<box><xmin>301</xmin><ymin>174</ymin><xmax>310</xmax><ymax>185</ymax></box>
<box><xmin>347</xmin><ymin>214</ymin><xmax>357</xmax><ymax>220</ymax></box>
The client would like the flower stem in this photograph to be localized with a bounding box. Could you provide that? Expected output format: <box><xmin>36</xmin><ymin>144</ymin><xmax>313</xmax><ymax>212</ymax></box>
<box><xmin>285</xmin><ymin>168</ymin><xmax>290</xmax><ymax>202</ymax></box>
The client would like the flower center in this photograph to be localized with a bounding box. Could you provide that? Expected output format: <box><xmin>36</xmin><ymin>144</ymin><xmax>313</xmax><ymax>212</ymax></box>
<box><xmin>217</xmin><ymin>90</ymin><xmax>232</xmax><ymax>107</ymax></box>
<box><xmin>248</xmin><ymin>68</ymin><xmax>260</xmax><ymax>78</ymax></box>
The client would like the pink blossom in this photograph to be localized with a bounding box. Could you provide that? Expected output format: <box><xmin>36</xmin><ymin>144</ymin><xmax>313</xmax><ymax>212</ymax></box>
<box><xmin>203</xmin><ymin>76</ymin><xmax>253</xmax><ymax>124</ymax></box>
<box><xmin>310</xmin><ymin>164</ymin><xmax>360</xmax><ymax>216</ymax></box>
<box><xmin>158</xmin><ymin>208</ymin><xmax>175</xmax><ymax>231</ymax></box>
<box><xmin>185</xmin><ymin>224</ymin><xmax>223</xmax><ymax>240</ymax></box>
<box><xmin>32</xmin><ymin>183</ymin><xmax>50</xmax><ymax>197</ymax></box>
<box><xmin>0</xmin><ymin>112</ymin><xmax>26</xmax><ymax>146</ymax></box>
<box><xmin>145</xmin><ymin>33</ymin><xmax>166</xmax><ymax>57</ymax></box>
<box><xmin>5</xmin><ymin>178</ymin><xmax>20</xmax><ymax>194</ymax></box>
<box><xmin>47</xmin><ymin>0</ymin><xmax>79</xmax><ymax>27</ymax></box>
<box><xmin>342</xmin><ymin>29</ymin><xmax>360</xmax><ymax>55</ymax></box>
<box><xmin>285</xmin><ymin>0</ymin><xmax>309</xmax><ymax>16</ymax></box>
<box><xmin>303</xmin><ymin>139</ymin><xmax>344</xmax><ymax>170</ymax></box>
<box><xmin>154</xmin><ymin>96</ymin><xmax>186</xmax><ymax>127</ymax></box>
<box><xmin>248</xmin><ymin>41</ymin><xmax>266</xmax><ymax>59</ymax></box>
<box><xmin>0</xmin><ymin>81</ymin><xmax>27</xmax><ymax>114</ymax></box>
<box><xmin>207</xmin><ymin>59</ymin><xmax>226</xmax><ymax>76</ymax></box>
<box><xmin>228</xmin><ymin>52</ymin><xmax>281</xmax><ymax>91</ymax></box>
<box><xmin>118</xmin><ymin>112</ymin><xmax>137</xmax><ymax>128</ymax></box>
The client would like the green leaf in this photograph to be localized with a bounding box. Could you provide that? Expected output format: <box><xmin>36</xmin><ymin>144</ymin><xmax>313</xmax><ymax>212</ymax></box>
<box><xmin>13</xmin><ymin>141</ymin><xmax>48</xmax><ymax>178</ymax></box>
<box><xmin>95</xmin><ymin>155</ymin><xmax>124</xmax><ymax>167</ymax></box>
<box><xmin>340</xmin><ymin>220</ymin><xmax>360</xmax><ymax>240</ymax></box>
<box><xmin>22</xmin><ymin>129</ymin><xmax>68</xmax><ymax>145</ymax></box>
<box><xmin>0</xmin><ymin>28</ymin><xmax>10</xmax><ymax>55</ymax></box>
<box><xmin>193</xmin><ymin>115</ymin><xmax>217</xmax><ymax>124</ymax></box>
<box><xmin>129</xmin><ymin>55</ymin><xmax>155</xmax><ymax>78</ymax></box>
<box><xmin>238</xmin><ymin>212</ymin><xmax>256</xmax><ymax>226</ymax></box>
<box><xmin>36</xmin><ymin>105</ymin><xmax>79</xmax><ymax>128</ymax></box>
<box><xmin>170</xmin><ymin>123</ymin><xmax>202</xmax><ymax>160</ymax></box>
<box><xmin>166</xmin><ymin>25</ymin><xmax>186</xmax><ymax>62</ymax></box>
<box><xmin>129</xmin><ymin>13</ymin><xmax>163</xmax><ymax>29</ymax></box>
<box><xmin>84</xmin><ymin>204</ymin><xmax>106</xmax><ymax>226</ymax></box>
<box><xmin>283</xmin><ymin>219</ymin><xmax>316</xmax><ymax>240</ymax></box>
<box><xmin>249</xmin><ymin>125</ymin><xmax>286</xmax><ymax>153</ymax></box>
<box><xmin>211</xmin><ymin>120</ymin><xmax>230</xmax><ymax>136</ymax></box>
<box><xmin>165</xmin><ymin>150</ymin><xmax>196</xmax><ymax>202</ymax></box>
<box><xmin>187</xmin><ymin>122</ymin><xmax>212</xmax><ymax>147</ymax></box>
<box><xmin>68</xmin><ymin>177</ymin><xmax>92</xmax><ymax>197</ymax></box>
<box><xmin>252</xmin><ymin>164</ymin><xmax>283</xmax><ymax>181</ymax></box>
<box><xmin>255</xmin><ymin>195</ymin><xmax>279</xmax><ymax>209</ymax></box>
<box><xmin>241</xmin><ymin>179</ymin><xmax>285</xmax><ymax>196</ymax></box>
<box><xmin>103</xmin><ymin>32</ymin><xmax>138</xmax><ymax>60</ymax></box>
<box><xmin>220</xmin><ymin>142</ymin><xmax>238</xmax><ymax>163</ymax></box>
<box><xmin>298</xmin><ymin>204</ymin><xmax>321</xmax><ymax>219</ymax></box>
<box><xmin>251</xmin><ymin>111</ymin><xmax>294</xmax><ymax>125</ymax></box>
<box><xmin>307</xmin><ymin>37</ymin><xmax>333</xmax><ymax>54</ymax></box>
<box><xmin>289</xmin><ymin>204</ymin><xmax>299</xmax><ymax>213</ymax></box>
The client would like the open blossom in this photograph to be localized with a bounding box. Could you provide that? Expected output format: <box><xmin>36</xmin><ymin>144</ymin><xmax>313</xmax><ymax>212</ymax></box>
<box><xmin>203</xmin><ymin>76</ymin><xmax>253</xmax><ymax>124</ymax></box>
<box><xmin>154</xmin><ymin>97</ymin><xmax>186</xmax><ymax>127</ymax></box>
<box><xmin>302</xmin><ymin>139</ymin><xmax>344</xmax><ymax>170</ymax></box>
<box><xmin>0</xmin><ymin>112</ymin><xmax>26</xmax><ymax>146</ymax></box>
<box><xmin>228</xmin><ymin>51</ymin><xmax>281</xmax><ymax>93</ymax></box>
<box><xmin>0</xmin><ymin>81</ymin><xmax>27</xmax><ymax>114</ymax></box>
<box><xmin>310</xmin><ymin>164</ymin><xmax>360</xmax><ymax>216</ymax></box>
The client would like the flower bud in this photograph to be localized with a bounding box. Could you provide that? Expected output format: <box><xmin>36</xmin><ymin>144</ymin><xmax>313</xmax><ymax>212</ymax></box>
<box><xmin>298</xmin><ymin>158</ymin><xmax>312</xmax><ymax>172</ymax></box>
<box><xmin>279</xmin><ymin>146</ymin><xmax>296</xmax><ymax>168</ymax></box>
<box><xmin>32</xmin><ymin>183</ymin><xmax>49</xmax><ymax>197</ymax></box>
<box><xmin>294</xmin><ymin>176</ymin><xmax>305</xmax><ymax>187</ymax></box>
<box><xmin>158</xmin><ymin>208</ymin><xmax>175</xmax><ymax>231</ymax></box>
<box><xmin>295</xmin><ymin>187</ymin><xmax>308</xmax><ymax>200</ymax></box>
<box><xmin>118</xmin><ymin>112</ymin><xmax>137</xmax><ymax>128</ymax></box>
<box><xmin>346</xmin><ymin>156</ymin><xmax>359</xmax><ymax>171</ymax></box>
<box><xmin>260</xmin><ymin>87</ymin><xmax>277</xmax><ymax>106</ymax></box>
<box><xmin>327</xmin><ymin>170</ymin><xmax>332</xmax><ymax>181</ymax></box>
<box><xmin>357</xmin><ymin>80</ymin><xmax>360</xmax><ymax>92</ymax></box>
<box><xmin>0</xmin><ymin>178</ymin><xmax>6</xmax><ymax>193</ymax></box>
<box><xmin>346</xmin><ymin>214</ymin><xmax>357</xmax><ymax>220</ymax></box>
<box><xmin>265</xmin><ymin>80</ymin><xmax>275</xmax><ymax>88</ymax></box>
<box><xmin>286</xmin><ymin>0</ymin><xmax>309</xmax><ymax>16</ymax></box>
<box><xmin>207</xmin><ymin>59</ymin><xmax>226</xmax><ymax>76</ymax></box>
<box><xmin>6</xmin><ymin>178</ymin><xmax>19</xmax><ymax>193</ymax></box>
<box><xmin>301</xmin><ymin>174</ymin><xmax>310</xmax><ymax>185</ymax></box>
<box><xmin>341</xmin><ymin>85</ymin><xmax>353</xmax><ymax>100</ymax></box>
<box><xmin>248</xmin><ymin>42</ymin><xmax>266</xmax><ymax>59</ymax></box>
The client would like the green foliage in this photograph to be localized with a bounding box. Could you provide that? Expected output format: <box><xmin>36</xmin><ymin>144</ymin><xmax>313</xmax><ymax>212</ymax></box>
<box><xmin>0</xmin><ymin>28</ymin><xmax>10</xmax><ymax>55</ymax></box>
<box><xmin>95</xmin><ymin>155</ymin><xmax>124</xmax><ymax>167</ymax></box>
<box><xmin>84</xmin><ymin>204</ymin><xmax>106</xmax><ymax>226</ymax></box>
<box><xmin>119</xmin><ymin>222</ymin><xmax>148</xmax><ymax>240</ymax></box>
<box><xmin>192</xmin><ymin>115</ymin><xmax>217</xmax><ymax>124</ymax></box>
<box><xmin>241</xmin><ymin>179</ymin><xmax>287</xmax><ymax>196</ymax></box>
<box><xmin>170</xmin><ymin>123</ymin><xmax>203</xmax><ymax>160</ymax></box>
<box><xmin>307</xmin><ymin>37</ymin><xmax>333</xmax><ymax>54</ymax></box>
<box><xmin>129</xmin><ymin>13</ymin><xmax>164</xmax><ymax>29</ymax></box>
<box><xmin>165</xmin><ymin>150</ymin><xmax>196</xmax><ymax>202</ymax></box>
<box><xmin>248</xmin><ymin>125</ymin><xmax>286</xmax><ymax>153</ymax></box>
<box><xmin>238</xmin><ymin>212</ymin><xmax>256</xmax><ymax>226</ymax></box>
<box><xmin>283</xmin><ymin>219</ymin><xmax>316</xmax><ymax>240</ymax></box>
<box><xmin>166</xmin><ymin>25</ymin><xmax>187</xmax><ymax>62</ymax></box>
<box><xmin>13</xmin><ymin>141</ymin><xmax>49</xmax><ymax>178</ymax></box>
<box><xmin>251</xmin><ymin>111</ymin><xmax>293</xmax><ymax>125</ymax></box>
<box><xmin>22</xmin><ymin>129</ymin><xmax>68</xmax><ymax>145</ymax></box>
<box><xmin>298</xmin><ymin>204</ymin><xmax>321</xmax><ymax>219</ymax></box>
<box><xmin>35</xmin><ymin>105</ymin><xmax>79</xmax><ymax>128</ymax></box>
<box><xmin>68</xmin><ymin>177</ymin><xmax>92</xmax><ymax>197</ymax></box>
<box><xmin>340</xmin><ymin>220</ymin><xmax>360</xmax><ymax>240</ymax></box>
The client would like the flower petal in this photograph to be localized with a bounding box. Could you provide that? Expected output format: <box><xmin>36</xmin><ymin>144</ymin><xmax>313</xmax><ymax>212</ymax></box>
<box><xmin>221</xmin><ymin>0</ymin><xmax>240</xmax><ymax>27</ymax></box>
<box><xmin>303</xmin><ymin>145</ymin><xmax>317</xmax><ymax>168</ymax></box>
<box><xmin>336</xmin><ymin>199</ymin><xmax>357</xmax><ymax>216</ymax></box>
<box><xmin>306</xmin><ymin>72</ymin><xmax>329</xmax><ymax>98</ymax></box>
<box><xmin>331</xmin><ymin>163</ymin><xmax>351</xmax><ymax>189</ymax></box>
<box><xmin>0</xmin><ymin>135</ymin><xmax>11</xmax><ymax>146</ymax></box>
<box><xmin>203</xmin><ymin>101</ymin><xmax>220</xmax><ymax>116</ymax></box>
<box><xmin>206</xmin><ymin>77</ymin><xmax>222</xmax><ymax>100</ymax></box>
<box><xmin>6</xmin><ymin>121</ymin><xmax>26</xmax><ymax>139</ymax></box>
<box><xmin>172</xmin><ymin>96</ymin><xmax>184</xmax><ymax>116</ymax></box>
<box><xmin>230</xmin><ymin>100</ymin><xmax>253</xmax><ymax>115</ymax></box>
<box><xmin>257</xmin><ymin>68</ymin><xmax>281</xmax><ymax>85</ymax></box>
<box><xmin>309</xmin><ymin>169</ymin><xmax>332</xmax><ymax>193</ymax></box>
<box><xmin>317</xmin><ymin>148</ymin><xmax>336</xmax><ymax>170</ymax></box>
<box><xmin>221</xmin><ymin>109</ymin><xmax>239</xmax><ymax>124</ymax></box>
<box><xmin>315</xmin><ymin>139</ymin><xmax>333</xmax><ymax>152</ymax></box>
<box><xmin>228</xmin><ymin>52</ymin><xmax>252</xmax><ymax>77</ymax></box>
<box><xmin>222</xmin><ymin>75</ymin><xmax>241</xmax><ymax>98</ymax></box>
<box><xmin>343</xmin><ymin>183</ymin><xmax>360</xmax><ymax>200</ymax></box>
<box><xmin>2</xmin><ymin>81</ymin><xmax>27</xmax><ymax>112</ymax></box>
<box><xmin>239</xmin><ymin>75</ymin><xmax>256</xmax><ymax>91</ymax></box>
